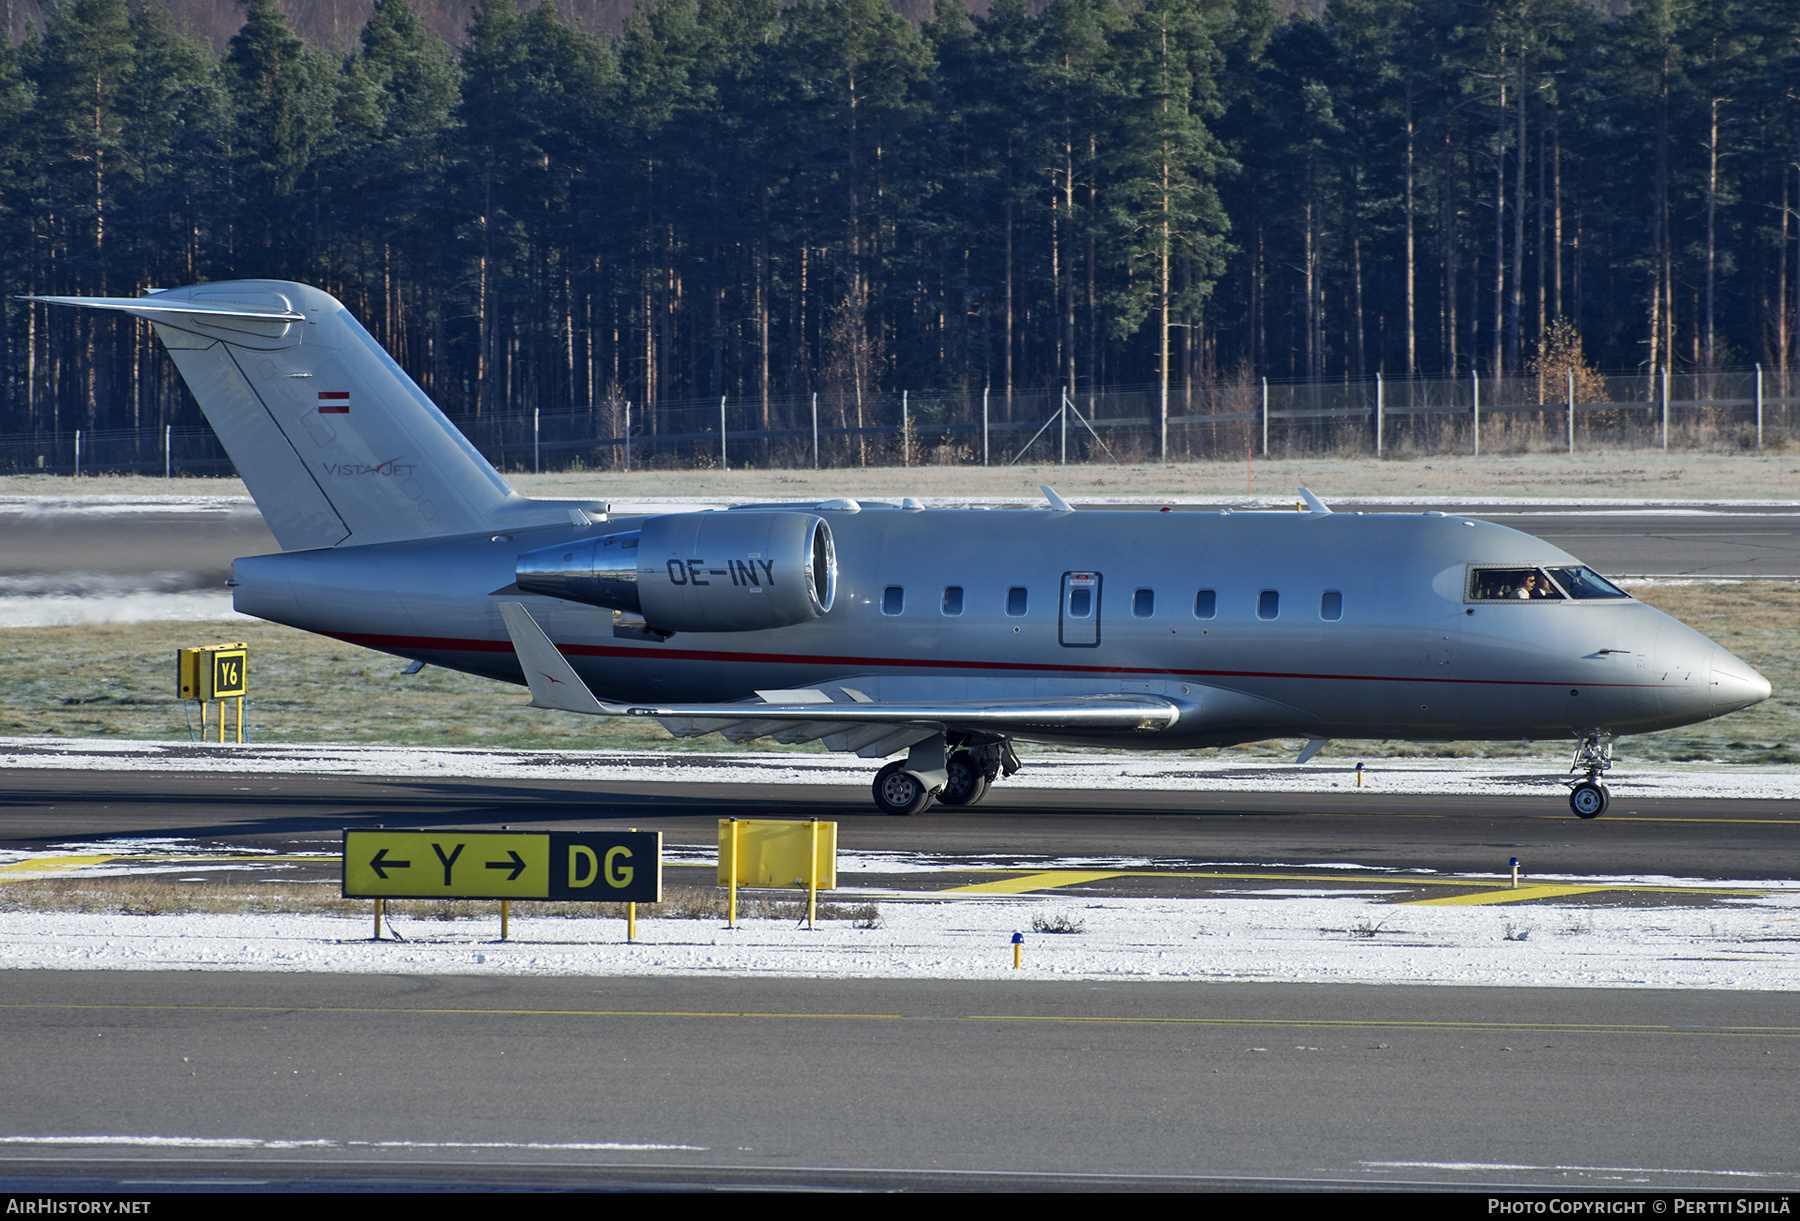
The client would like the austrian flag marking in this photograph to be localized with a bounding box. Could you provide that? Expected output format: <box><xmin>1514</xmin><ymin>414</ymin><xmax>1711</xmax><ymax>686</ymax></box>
<box><xmin>318</xmin><ymin>391</ymin><xmax>351</xmax><ymax>414</ymax></box>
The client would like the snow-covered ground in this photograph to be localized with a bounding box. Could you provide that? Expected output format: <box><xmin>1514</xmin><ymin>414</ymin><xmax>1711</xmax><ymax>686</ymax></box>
<box><xmin>0</xmin><ymin>884</ymin><xmax>1795</xmax><ymax>990</ymax></box>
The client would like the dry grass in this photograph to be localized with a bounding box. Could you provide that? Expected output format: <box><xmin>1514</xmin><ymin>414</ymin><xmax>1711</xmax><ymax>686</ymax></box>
<box><xmin>0</xmin><ymin>618</ymin><xmax>784</xmax><ymax>751</ymax></box>
<box><xmin>0</xmin><ymin>874</ymin><xmax>883</xmax><ymax>924</ymax></box>
<box><xmin>1623</xmin><ymin>582</ymin><xmax>1800</xmax><ymax>764</ymax></box>
<box><xmin>0</xmin><ymin>875</ymin><xmax>365</xmax><ymax>917</ymax></box>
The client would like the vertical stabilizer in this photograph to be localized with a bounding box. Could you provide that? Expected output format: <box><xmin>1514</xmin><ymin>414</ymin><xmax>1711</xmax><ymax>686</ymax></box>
<box><xmin>28</xmin><ymin>281</ymin><xmax>520</xmax><ymax>550</ymax></box>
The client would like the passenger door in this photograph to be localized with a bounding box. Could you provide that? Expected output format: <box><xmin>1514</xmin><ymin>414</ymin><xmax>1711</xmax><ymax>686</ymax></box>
<box><xmin>1059</xmin><ymin>571</ymin><xmax>1101</xmax><ymax>647</ymax></box>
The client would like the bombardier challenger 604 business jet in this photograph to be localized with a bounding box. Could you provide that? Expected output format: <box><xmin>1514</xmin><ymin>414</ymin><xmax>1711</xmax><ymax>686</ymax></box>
<box><xmin>35</xmin><ymin>281</ymin><xmax>1771</xmax><ymax>817</ymax></box>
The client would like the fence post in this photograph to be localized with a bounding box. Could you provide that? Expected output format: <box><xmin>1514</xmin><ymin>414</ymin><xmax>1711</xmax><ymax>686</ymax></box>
<box><xmin>902</xmin><ymin>390</ymin><xmax>909</xmax><ymax>468</ymax></box>
<box><xmin>982</xmin><ymin>386</ymin><xmax>989</xmax><ymax>467</ymax></box>
<box><xmin>74</xmin><ymin>429</ymin><xmax>81</xmax><ymax>477</ymax></box>
<box><xmin>1261</xmin><ymin>377</ymin><xmax>1268</xmax><ymax>456</ymax></box>
<box><xmin>811</xmin><ymin>392</ymin><xmax>819</xmax><ymax>470</ymax></box>
<box><xmin>164</xmin><ymin>424</ymin><xmax>171</xmax><ymax>480</ymax></box>
<box><xmin>1472</xmin><ymin>370</ymin><xmax>1480</xmax><ymax>457</ymax></box>
<box><xmin>625</xmin><ymin>401</ymin><xmax>631</xmax><ymax>473</ymax></box>
<box><xmin>1060</xmin><ymin>386</ymin><xmax>1067</xmax><ymax>465</ymax></box>
<box><xmin>533</xmin><ymin>407</ymin><xmax>540</xmax><ymax>474</ymax></box>
<box><xmin>720</xmin><ymin>395</ymin><xmax>728</xmax><ymax>470</ymax></box>
<box><xmin>1160</xmin><ymin>377</ymin><xmax>1168</xmax><ymax>463</ymax></box>
<box><xmin>1375</xmin><ymin>371</ymin><xmax>1384</xmax><ymax>458</ymax></box>
<box><xmin>1567</xmin><ymin>367</ymin><xmax>1575</xmax><ymax>454</ymax></box>
<box><xmin>1661</xmin><ymin>366</ymin><xmax>1669</xmax><ymax>451</ymax></box>
<box><xmin>1756</xmin><ymin>364</ymin><xmax>1764</xmax><ymax>449</ymax></box>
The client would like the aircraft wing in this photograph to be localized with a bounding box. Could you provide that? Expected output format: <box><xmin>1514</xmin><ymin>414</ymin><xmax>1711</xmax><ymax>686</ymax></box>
<box><xmin>499</xmin><ymin>602</ymin><xmax>623</xmax><ymax>717</ymax></box>
<box><xmin>498</xmin><ymin>602</ymin><xmax>1180</xmax><ymax>757</ymax></box>
<box><xmin>641</xmin><ymin>692</ymin><xmax>1180</xmax><ymax>758</ymax></box>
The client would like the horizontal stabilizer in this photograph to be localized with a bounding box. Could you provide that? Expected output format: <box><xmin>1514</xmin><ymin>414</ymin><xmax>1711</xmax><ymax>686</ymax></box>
<box><xmin>22</xmin><ymin>294</ymin><xmax>305</xmax><ymax>324</ymax></box>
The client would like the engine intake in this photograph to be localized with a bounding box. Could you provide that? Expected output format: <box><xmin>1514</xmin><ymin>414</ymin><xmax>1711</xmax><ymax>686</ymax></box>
<box><xmin>515</xmin><ymin>511</ymin><xmax>836</xmax><ymax>633</ymax></box>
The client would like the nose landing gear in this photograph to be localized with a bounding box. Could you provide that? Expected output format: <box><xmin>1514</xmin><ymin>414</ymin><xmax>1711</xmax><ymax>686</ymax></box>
<box><xmin>1566</xmin><ymin>735</ymin><xmax>1614</xmax><ymax>819</ymax></box>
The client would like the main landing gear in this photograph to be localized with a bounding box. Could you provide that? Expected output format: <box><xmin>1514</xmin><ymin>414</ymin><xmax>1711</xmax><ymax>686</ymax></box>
<box><xmin>870</xmin><ymin>736</ymin><xmax>1020</xmax><ymax>815</ymax></box>
<box><xmin>872</xmin><ymin>761</ymin><xmax>936</xmax><ymax>816</ymax></box>
<box><xmin>1566</xmin><ymin>734</ymin><xmax>1614</xmax><ymax>819</ymax></box>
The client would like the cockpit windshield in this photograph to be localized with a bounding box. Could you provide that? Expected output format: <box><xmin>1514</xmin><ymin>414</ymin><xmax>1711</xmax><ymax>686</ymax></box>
<box><xmin>1544</xmin><ymin>566</ymin><xmax>1631</xmax><ymax>599</ymax></box>
<box><xmin>1468</xmin><ymin>565</ymin><xmax>1632</xmax><ymax>602</ymax></box>
<box><xmin>1469</xmin><ymin>568</ymin><xmax>1563</xmax><ymax>600</ymax></box>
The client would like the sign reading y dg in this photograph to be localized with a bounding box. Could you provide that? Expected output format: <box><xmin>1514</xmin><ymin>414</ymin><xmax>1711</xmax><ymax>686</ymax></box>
<box><xmin>343</xmin><ymin>830</ymin><xmax>661</xmax><ymax>903</ymax></box>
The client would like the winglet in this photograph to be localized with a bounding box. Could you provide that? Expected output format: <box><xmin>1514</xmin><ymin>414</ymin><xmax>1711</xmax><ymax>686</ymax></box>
<box><xmin>1298</xmin><ymin>487</ymin><xmax>1332</xmax><ymax>515</ymax></box>
<box><xmin>1040</xmin><ymin>485</ymin><xmax>1074</xmax><ymax>512</ymax></box>
<box><xmin>498</xmin><ymin>602</ymin><xmax>612</xmax><ymax>716</ymax></box>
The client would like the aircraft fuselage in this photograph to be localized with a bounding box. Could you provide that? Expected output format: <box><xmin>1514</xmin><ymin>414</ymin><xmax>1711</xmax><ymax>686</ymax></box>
<box><xmin>233</xmin><ymin>502</ymin><xmax>1763</xmax><ymax>749</ymax></box>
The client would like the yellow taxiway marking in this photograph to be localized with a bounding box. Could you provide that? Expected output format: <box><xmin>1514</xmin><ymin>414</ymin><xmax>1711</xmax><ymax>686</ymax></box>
<box><xmin>945</xmin><ymin>871</ymin><xmax>1123</xmax><ymax>894</ymax></box>
<box><xmin>6</xmin><ymin>1002</ymin><xmax>1800</xmax><ymax>1039</ymax></box>
<box><xmin>1299</xmin><ymin>810</ymin><xmax>1800</xmax><ymax>826</ymax></box>
<box><xmin>1409</xmin><ymin>885</ymin><xmax>1619</xmax><ymax>906</ymax></box>
<box><xmin>942</xmin><ymin>868</ymin><xmax>1764</xmax><ymax>900</ymax></box>
<box><xmin>0</xmin><ymin>853</ymin><xmax>327</xmax><ymax>879</ymax></box>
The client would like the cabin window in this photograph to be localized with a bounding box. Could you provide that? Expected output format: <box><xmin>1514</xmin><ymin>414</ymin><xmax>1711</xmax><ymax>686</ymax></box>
<box><xmin>1320</xmin><ymin>590</ymin><xmax>1343</xmax><ymax>621</ymax></box>
<box><xmin>1068</xmin><ymin>586</ymin><xmax>1093</xmax><ymax>617</ymax></box>
<box><xmin>1257</xmin><ymin>590</ymin><xmax>1280</xmax><ymax>620</ymax></box>
<box><xmin>942</xmin><ymin>586</ymin><xmax>964</xmax><ymax>616</ymax></box>
<box><xmin>1193</xmin><ymin>589</ymin><xmax>1216</xmax><ymax>620</ymax></box>
<box><xmin>1132</xmin><ymin>589</ymin><xmax>1155</xmax><ymax>618</ymax></box>
<box><xmin>882</xmin><ymin>586</ymin><xmax>905</xmax><ymax>615</ymax></box>
<box><xmin>1006</xmin><ymin>587</ymin><xmax>1028</xmax><ymax>617</ymax></box>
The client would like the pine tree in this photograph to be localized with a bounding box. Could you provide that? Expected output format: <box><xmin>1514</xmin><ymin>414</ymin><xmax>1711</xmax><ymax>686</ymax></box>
<box><xmin>1108</xmin><ymin>0</ymin><xmax>1230</xmax><ymax>454</ymax></box>
<box><xmin>224</xmin><ymin>0</ymin><xmax>337</xmax><ymax>275</ymax></box>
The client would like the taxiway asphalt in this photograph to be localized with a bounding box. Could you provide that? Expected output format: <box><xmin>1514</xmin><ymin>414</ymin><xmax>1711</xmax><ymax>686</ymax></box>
<box><xmin>2</xmin><ymin>765</ymin><xmax>1796</xmax><ymax>890</ymax></box>
<box><xmin>2</xmin><ymin>972</ymin><xmax>1797</xmax><ymax>1191</ymax></box>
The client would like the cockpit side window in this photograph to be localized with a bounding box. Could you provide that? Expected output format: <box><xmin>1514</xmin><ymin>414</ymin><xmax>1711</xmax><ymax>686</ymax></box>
<box><xmin>1545</xmin><ymin>566</ymin><xmax>1631</xmax><ymax>599</ymax></box>
<box><xmin>1467</xmin><ymin>567</ymin><xmax>1566</xmax><ymax>602</ymax></box>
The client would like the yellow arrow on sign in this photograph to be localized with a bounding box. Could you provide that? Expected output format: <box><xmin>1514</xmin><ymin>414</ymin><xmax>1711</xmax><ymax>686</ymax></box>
<box><xmin>344</xmin><ymin>832</ymin><xmax>551</xmax><ymax>899</ymax></box>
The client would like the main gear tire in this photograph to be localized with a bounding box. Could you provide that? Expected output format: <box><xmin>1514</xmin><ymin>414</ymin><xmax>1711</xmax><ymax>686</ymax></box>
<box><xmin>873</xmin><ymin>761</ymin><xmax>936</xmax><ymax>816</ymax></box>
<box><xmin>935</xmin><ymin>756</ymin><xmax>990</xmax><ymax>808</ymax></box>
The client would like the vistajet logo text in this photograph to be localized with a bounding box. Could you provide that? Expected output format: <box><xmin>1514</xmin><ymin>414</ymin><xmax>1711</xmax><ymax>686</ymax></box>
<box><xmin>323</xmin><ymin>457</ymin><xmax>416</xmax><ymax>478</ymax></box>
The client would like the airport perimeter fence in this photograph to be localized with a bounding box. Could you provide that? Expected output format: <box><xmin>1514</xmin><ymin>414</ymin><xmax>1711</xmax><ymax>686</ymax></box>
<box><xmin>4</xmin><ymin>367</ymin><xmax>1796</xmax><ymax>480</ymax></box>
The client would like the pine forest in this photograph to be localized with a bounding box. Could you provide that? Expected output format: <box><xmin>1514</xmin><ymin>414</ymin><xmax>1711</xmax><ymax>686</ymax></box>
<box><xmin>2</xmin><ymin>0</ymin><xmax>1799</xmax><ymax>463</ymax></box>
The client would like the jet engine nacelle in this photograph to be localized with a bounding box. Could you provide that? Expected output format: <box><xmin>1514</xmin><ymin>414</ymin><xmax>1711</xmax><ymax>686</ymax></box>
<box><xmin>515</xmin><ymin>511</ymin><xmax>837</xmax><ymax>633</ymax></box>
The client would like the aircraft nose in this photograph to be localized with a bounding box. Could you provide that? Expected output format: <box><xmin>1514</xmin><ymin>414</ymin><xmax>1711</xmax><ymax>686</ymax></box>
<box><xmin>1710</xmin><ymin>648</ymin><xmax>1772</xmax><ymax>715</ymax></box>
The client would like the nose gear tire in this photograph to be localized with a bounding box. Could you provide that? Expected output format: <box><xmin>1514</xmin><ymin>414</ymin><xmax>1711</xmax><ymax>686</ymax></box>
<box><xmin>1569</xmin><ymin>782</ymin><xmax>1609</xmax><ymax>819</ymax></box>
